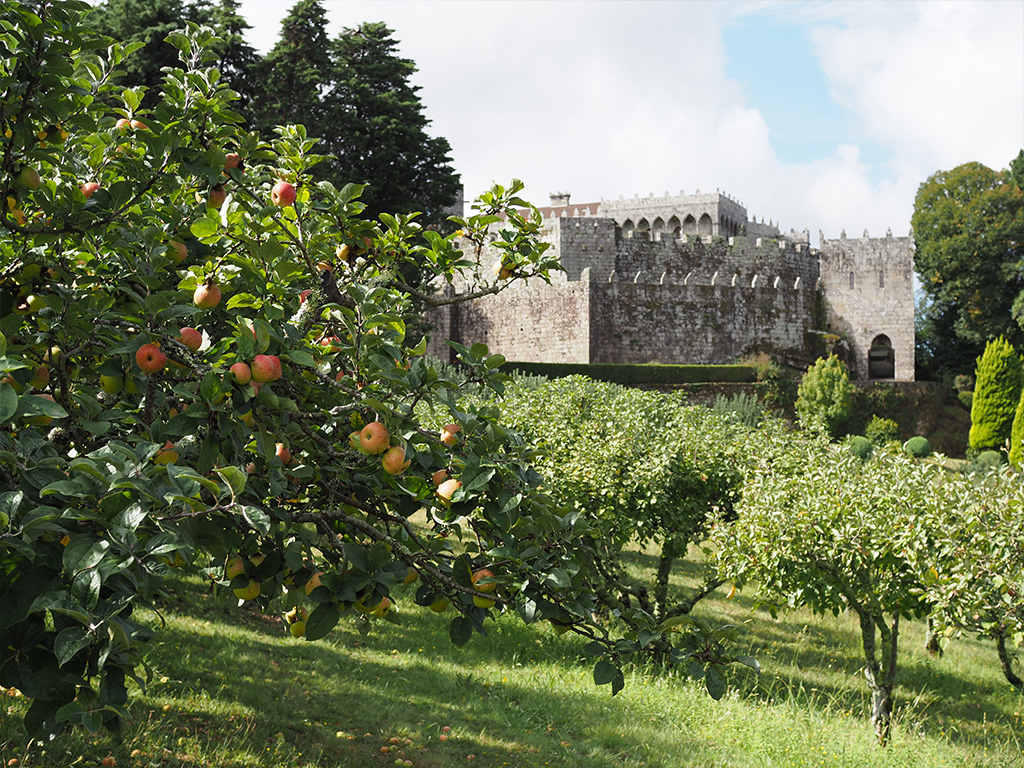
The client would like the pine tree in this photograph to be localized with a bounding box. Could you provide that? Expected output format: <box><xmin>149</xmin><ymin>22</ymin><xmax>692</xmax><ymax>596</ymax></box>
<box><xmin>969</xmin><ymin>336</ymin><xmax>1024</xmax><ymax>452</ymax></box>
<box><xmin>323</xmin><ymin>21</ymin><xmax>459</xmax><ymax>227</ymax></box>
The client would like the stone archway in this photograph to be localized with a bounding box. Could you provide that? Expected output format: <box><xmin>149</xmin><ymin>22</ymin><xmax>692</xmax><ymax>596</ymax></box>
<box><xmin>698</xmin><ymin>213</ymin><xmax>713</xmax><ymax>237</ymax></box>
<box><xmin>682</xmin><ymin>214</ymin><xmax>697</xmax><ymax>235</ymax></box>
<box><xmin>868</xmin><ymin>334</ymin><xmax>895</xmax><ymax>379</ymax></box>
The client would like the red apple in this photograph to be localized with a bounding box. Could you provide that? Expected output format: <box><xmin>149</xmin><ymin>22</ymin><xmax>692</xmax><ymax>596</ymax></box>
<box><xmin>440</xmin><ymin>423</ymin><xmax>461</xmax><ymax>447</ymax></box>
<box><xmin>154</xmin><ymin>440</ymin><xmax>178</xmax><ymax>465</ymax></box>
<box><xmin>271</xmin><ymin>180</ymin><xmax>296</xmax><ymax>207</ymax></box>
<box><xmin>224</xmin><ymin>152</ymin><xmax>242</xmax><ymax>172</ymax></box>
<box><xmin>471</xmin><ymin>568</ymin><xmax>496</xmax><ymax>593</ymax></box>
<box><xmin>359</xmin><ymin>421</ymin><xmax>390</xmax><ymax>454</ymax></box>
<box><xmin>178</xmin><ymin>326</ymin><xmax>202</xmax><ymax>352</ymax></box>
<box><xmin>129</xmin><ymin>119</ymin><xmax>150</xmax><ymax>131</ymax></box>
<box><xmin>250</xmin><ymin>354</ymin><xmax>282</xmax><ymax>383</ymax></box>
<box><xmin>207</xmin><ymin>184</ymin><xmax>226</xmax><ymax>209</ymax></box>
<box><xmin>275</xmin><ymin>442</ymin><xmax>292</xmax><ymax>465</ymax></box>
<box><xmin>135</xmin><ymin>343</ymin><xmax>167</xmax><ymax>374</ymax></box>
<box><xmin>230</xmin><ymin>362</ymin><xmax>252</xmax><ymax>384</ymax></box>
<box><xmin>167</xmin><ymin>239</ymin><xmax>188</xmax><ymax>264</ymax></box>
<box><xmin>431</xmin><ymin>468</ymin><xmax>450</xmax><ymax>487</ymax></box>
<box><xmin>28</xmin><ymin>365</ymin><xmax>49</xmax><ymax>389</ymax></box>
<box><xmin>27</xmin><ymin>393</ymin><xmax>56</xmax><ymax>426</ymax></box>
<box><xmin>80</xmin><ymin>181</ymin><xmax>100</xmax><ymax>199</ymax></box>
<box><xmin>381</xmin><ymin>445</ymin><xmax>411</xmax><ymax>475</ymax></box>
<box><xmin>299</xmin><ymin>289</ymin><xmax>312</xmax><ymax>304</ymax></box>
<box><xmin>194</xmin><ymin>282</ymin><xmax>221</xmax><ymax>309</ymax></box>
<box><xmin>436</xmin><ymin>478</ymin><xmax>462</xmax><ymax>505</ymax></box>
<box><xmin>115</xmin><ymin>117</ymin><xmax>130</xmax><ymax>130</ymax></box>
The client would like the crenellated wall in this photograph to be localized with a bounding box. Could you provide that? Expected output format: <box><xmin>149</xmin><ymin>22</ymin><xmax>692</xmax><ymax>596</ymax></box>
<box><xmin>428</xmin><ymin>209</ymin><xmax>915</xmax><ymax>380</ymax></box>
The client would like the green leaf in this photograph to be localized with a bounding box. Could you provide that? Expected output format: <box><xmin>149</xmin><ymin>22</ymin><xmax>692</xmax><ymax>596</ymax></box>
<box><xmin>190</xmin><ymin>217</ymin><xmax>219</xmax><ymax>238</ymax></box>
<box><xmin>240</xmin><ymin>505</ymin><xmax>270</xmax><ymax>535</ymax></box>
<box><xmin>215</xmin><ymin>466</ymin><xmax>247</xmax><ymax>500</ymax></box>
<box><xmin>0</xmin><ymin>383</ymin><xmax>18</xmax><ymax>423</ymax></box>
<box><xmin>282</xmin><ymin>349</ymin><xmax>316</xmax><ymax>368</ymax></box>
<box><xmin>704</xmin><ymin>666</ymin><xmax>726</xmax><ymax>700</ymax></box>
<box><xmin>54</xmin><ymin>626</ymin><xmax>91</xmax><ymax>667</ymax></box>
<box><xmin>304</xmin><ymin>603</ymin><xmax>340</xmax><ymax>641</ymax></box>
<box><xmin>449</xmin><ymin>616</ymin><xmax>472</xmax><ymax>647</ymax></box>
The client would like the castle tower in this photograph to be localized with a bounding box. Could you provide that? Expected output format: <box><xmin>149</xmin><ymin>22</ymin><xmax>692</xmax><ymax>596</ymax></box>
<box><xmin>818</xmin><ymin>230</ymin><xmax>915</xmax><ymax>381</ymax></box>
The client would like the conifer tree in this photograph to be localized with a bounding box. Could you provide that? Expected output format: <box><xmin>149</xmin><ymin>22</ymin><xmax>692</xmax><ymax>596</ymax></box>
<box><xmin>795</xmin><ymin>355</ymin><xmax>854</xmax><ymax>439</ymax></box>
<box><xmin>324</xmin><ymin>21</ymin><xmax>459</xmax><ymax>227</ymax></box>
<box><xmin>969</xmin><ymin>336</ymin><xmax>1024</xmax><ymax>452</ymax></box>
<box><xmin>1007</xmin><ymin>389</ymin><xmax>1024</xmax><ymax>466</ymax></box>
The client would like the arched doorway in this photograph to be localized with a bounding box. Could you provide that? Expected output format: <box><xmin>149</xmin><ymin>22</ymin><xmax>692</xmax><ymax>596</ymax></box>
<box><xmin>868</xmin><ymin>335</ymin><xmax>895</xmax><ymax>379</ymax></box>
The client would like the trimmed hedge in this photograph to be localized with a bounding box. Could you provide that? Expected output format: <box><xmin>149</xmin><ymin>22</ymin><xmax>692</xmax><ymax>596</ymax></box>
<box><xmin>502</xmin><ymin>362</ymin><xmax>757</xmax><ymax>385</ymax></box>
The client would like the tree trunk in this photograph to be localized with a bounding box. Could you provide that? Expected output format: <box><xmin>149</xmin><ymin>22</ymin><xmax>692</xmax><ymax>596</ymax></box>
<box><xmin>653</xmin><ymin>543</ymin><xmax>674</xmax><ymax>621</ymax></box>
<box><xmin>858</xmin><ymin>611</ymin><xmax>900</xmax><ymax>745</ymax></box>
<box><xmin>925</xmin><ymin>616</ymin><xmax>943</xmax><ymax>657</ymax></box>
<box><xmin>996</xmin><ymin>632</ymin><xmax>1023</xmax><ymax>689</ymax></box>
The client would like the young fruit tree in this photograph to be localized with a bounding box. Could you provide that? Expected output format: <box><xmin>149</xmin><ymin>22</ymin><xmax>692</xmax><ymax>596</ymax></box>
<box><xmin>0</xmin><ymin>1</ymin><xmax>734</xmax><ymax>740</ymax></box>
<box><xmin>713</xmin><ymin>433</ymin><xmax>938</xmax><ymax>745</ymax></box>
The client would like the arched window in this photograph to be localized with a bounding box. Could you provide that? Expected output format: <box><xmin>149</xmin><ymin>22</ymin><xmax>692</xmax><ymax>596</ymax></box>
<box><xmin>682</xmin><ymin>215</ymin><xmax>697</xmax><ymax>235</ymax></box>
<box><xmin>667</xmin><ymin>215</ymin><xmax>681</xmax><ymax>238</ymax></box>
<box><xmin>868</xmin><ymin>334</ymin><xmax>895</xmax><ymax>379</ymax></box>
<box><xmin>698</xmin><ymin>213</ymin><xmax>713</xmax><ymax>237</ymax></box>
<box><xmin>652</xmin><ymin>217</ymin><xmax>666</xmax><ymax>238</ymax></box>
<box><xmin>622</xmin><ymin>219</ymin><xmax>635</xmax><ymax>238</ymax></box>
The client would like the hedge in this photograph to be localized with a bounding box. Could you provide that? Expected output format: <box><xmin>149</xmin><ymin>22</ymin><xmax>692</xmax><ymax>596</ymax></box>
<box><xmin>502</xmin><ymin>362</ymin><xmax>758</xmax><ymax>385</ymax></box>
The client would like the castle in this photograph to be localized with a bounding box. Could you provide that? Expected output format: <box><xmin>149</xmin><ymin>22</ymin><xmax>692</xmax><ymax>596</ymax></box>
<box><xmin>429</xmin><ymin>189</ymin><xmax>916</xmax><ymax>381</ymax></box>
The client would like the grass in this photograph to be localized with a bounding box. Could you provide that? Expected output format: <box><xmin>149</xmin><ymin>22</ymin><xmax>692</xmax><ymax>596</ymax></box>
<box><xmin>3</xmin><ymin>554</ymin><xmax>1024</xmax><ymax>768</ymax></box>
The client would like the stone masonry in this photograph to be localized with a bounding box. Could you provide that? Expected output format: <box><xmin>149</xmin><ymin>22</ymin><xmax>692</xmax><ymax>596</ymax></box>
<box><xmin>428</xmin><ymin>190</ymin><xmax>915</xmax><ymax>381</ymax></box>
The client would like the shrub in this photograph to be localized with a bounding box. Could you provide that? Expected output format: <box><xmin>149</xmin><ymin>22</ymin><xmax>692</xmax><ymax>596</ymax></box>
<box><xmin>962</xmin><ymin>450</ymin><xmax>1007</xmax><ymax>475</ymax></box>
<box><xmin>903</xmin><ymin>436</ymin><xmax>933</xmax><ymax>458</ymax></box>
<box><xmin>954</xmin><ymin>373</ymin><xmax>975</xmax><ymax>393</ymax></box>
<box><xmin>795</xmin><ymin>355</ymin><xmax>854</xmax><ymax>438</ymax></box>
<box><xmin>712</xmin><ymin>390</ymin><xmax>764</xmax><ymax>427</ymax></box>
<box><xmin>958</xmin><ymin>390</ymin><xmax>974</xmax><ymax>411</ymax></box>
<box><xmin>846</xmin><ymin>435</ymin><xmax>874</xmax><ymax>461</ymax></box>
<box><xmin>969</xmin><ymin>336</ymin><xmax>1024</xmax><ymax>451</ymax></box>
<box><xmin>865</xmin><ymin>415</ymin><xmax>899</xmax><ymax>446</ymax></box>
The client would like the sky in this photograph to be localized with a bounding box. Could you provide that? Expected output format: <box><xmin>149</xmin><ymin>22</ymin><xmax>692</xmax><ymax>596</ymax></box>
<box><xmin>235</xmin><ymin>0</ymin><xmax>1023</xmax><ymax>242</ymax></box>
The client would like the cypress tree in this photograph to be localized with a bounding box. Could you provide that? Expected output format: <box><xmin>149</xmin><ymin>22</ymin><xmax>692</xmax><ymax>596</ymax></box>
<box><xmin>969</xmin><ymin>336</ymin><xmax>1024</xmax><ymax>451</ymax></box>
<box><xmin>1008</xmin><ymin>388</ymin><xmax>1024</xmax><ymax>466</ymax></box>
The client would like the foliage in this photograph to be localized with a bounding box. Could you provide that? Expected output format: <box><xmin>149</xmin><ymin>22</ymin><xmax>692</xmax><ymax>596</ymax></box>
<box><xmin>489</xmin><ymin>376</ymin><xmax>751</xmax><ymax>689</ymax></box>
<box><xmin>845</xmin><ymin>435</ymin><xmax>873</xmax><ymax>461</ymax></box>
<box><xmin>794</xmin><ymin>355</ymin><xmax>854</xmax><ymax>438</ymax></box>
<box><xmin>0</xmin><ymin>3</ymin><xmax>716</xmax><ymax>740</ymax></box>
<box><xmin>911</xmin><ymin>159</ymin><xmax>1024</xmax><ymax>375</ymax></box>
<box><xmin>250</xmin><ymin>6</ymin><xmax>459</xmax><ymax>229</ymax></box>
<box><xmin>1009</xmin><ymin>384</ymin><xmax>1024</xmax><ymax>467</ymax></box>
<box><xmin>968</xmin><ymin>336</ymin><xmax>1023</xmax><ymax>451</ymax></box>
<box><xmin>865</xmin><ymin>415</ymin><xmax>899</xmax><ymax>446</ymax></box>
<box><xmin>714</xmin><ymin>438</ymin><xmax>939</xmax><ymax>744</ymax></box>
<box><xmin>902</xmin><ymin>436</ymin><xmax>932</xmax><ymax>458</ymax></box>
<box><xmin>711</xmin><ymin>390</ymin><xmax>763</xmax><ymax>428</ymax></box>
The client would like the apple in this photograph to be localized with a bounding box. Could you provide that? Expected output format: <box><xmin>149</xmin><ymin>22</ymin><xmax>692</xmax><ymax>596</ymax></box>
<box><xmin>178</xmin><ymin>326</ymin><xmax>202</xmax><ymax>351</ymax></box>
<box><xmin>28</xmin><ymin>365</ymin><xmax>49</xmax><ymax>389</ymax></box>
<box><xmin>336</xmin><ymin>244</ymin><xmax>350</xmax><ymax>263</ymax></box>
<box><xmin>229</xmin><ymin>361</ymin><xmax>252</xmax><ymax>384</ymax></box>
<box><xmin>316</xmin><ymin>260</ymin><xmax>332</xmax><ymax>273</ymax></box>
<box><xmin>471</xmin><ymin>568</ymin><xmax>496</xmax><ymax>593</ymax></box>
<box><xmin>99</xmin><ymin>374</ymin><xmax>123</xmax><ymax>394</ymax></box>
<box><xmin>299</xmin><ymin>289</ymin><xmax>312</xmax><ymax>304</ymax></box>
<box><xmin>233</xmin><ymin>579</ymin><xmax>261</xmax><ymax>600</ymax></box>
<box><xmin>250</xmin><ymin>354</ymin><xmax>282</xmax><ymax>383</ymax></box>
<box><xmin>153</xmin><ymin>440</ymin><xmax>178</xmax><ymax>465</ymax></box>
<box><xmin>349</xmin><ymin>430</ymin><xmax>366</xmax><ymax>452</ymax></box>
<box><xmin>436</xmin><ymin>478</ymin><xmax>462</xmax><ymax>505</ymax></box>
<box><xmin>224</xmin><ymin>152</ymin><xmax>242</xmax><ymax>172</ymax></box>
<box><xmin>431</xmin><ymin>468</ymin><xmax>450</xmax><ymax>487</ymax></box>
<box><xmin>493</xmin><ymin>259</ymin><xmax>514</xmax><ymax>279</ymax></box>
<box><xmin>402</xmin><ymin>567</ymin><xmax>418</xmax><ymax>586</ymax></box>
<box><xmin>370</xmin><ymin>597</ymin><xmax>391</xmax><ymax>618</ymax></box>
<box><xmin>289</xmin><ymin>620</ymin><xmax>307</xmax><ymax>638</ymax></box>
<box><xmin>304</xmin><ymin>571</ymin><xmax>324</xmax><ymax>595</ymax></box>
<box><xmin>207</xmin><ymin>184</ymin><xmax>227</xmax><ymax>209</ymax></box>
<box><xmin>23</xmin><ymin>294</ymin><xmax>47</xmax><ymax>314</ymax></box>
<box><xmin>135</xmin><ymin>343</ymin><xmax>167</xmax><ymax>374</ymax></box>
<box><xmin>440</xmin><ymin>423</ymin><xmax>461</xmax><ymax>447</ymax></box>
<box><xmin>16</xmin><ymin>166</ymin><xmax>40</xmax><ymax>190</ymax></box>
<box><xmin>429</xmin><ymin>596</ymin><xmax>449</xmax><ymax>613</ymax></box>
<box><xmin>115</xmin><ymin>117</ymin><xmax>130</xmax><ymax>130</ymax></box>
<box><xmin>381</xmin><ymin>445</ymin><xmax>411</xmax><ymax>475</ymax></box>
<box><xmin>194</xmin><ymin>282</ymin><xmax>221</xmax><ymax>308</ymax></box>
<box><xmin>80</xmin><ymin>181</ymin><xmax>100</xmax><ymax>199</ymax></box>
<box><xmin>225</xmin><ymin>556</ymin><xmax>246</xmax><ymax>579</ymax></box>
<box><xmin>27</xmin><ymin>393</ymin><xmax>56</xmax><ymax>426</ymax></box>
<box><xmin>129</xmin><ymin>119</ymin><xmax>150</xmax><ymax>131</ymax></box>
<box><xmin>286</xmin><ymin>606</ymin><xmax>309</xmax><ymax>624</ymax></box>
<box><xmin>359</xmin><ymin>421</ymin><xmax>390</xmax><ymax>455</ymax></box>
<box><xmin>167</xmin><ymin>239</ymin><xmax>188</xmax><ymax>264</ymax></box>
<box><xmin>271</xmin><ymin>180</ymin><xmax>297</xmax><ymax>207</ymax></box>
<box><xmin>275</xmin><ymin>442</ymin><xmax>292</xmax><ymax>465</ymax></box>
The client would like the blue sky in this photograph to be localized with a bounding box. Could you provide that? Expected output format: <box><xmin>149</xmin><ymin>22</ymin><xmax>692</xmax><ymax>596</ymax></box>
<box><xmin>236</xmin><ymin>0</ymin><xmax>1023</xmax><ymax>240</ymax></box>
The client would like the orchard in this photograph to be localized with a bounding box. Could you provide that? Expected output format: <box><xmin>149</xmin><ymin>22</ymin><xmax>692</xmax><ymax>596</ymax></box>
<box><xmin>0</xmin><ymin>1</ymin><xmax>733</xmax><ymax>741</ymax></box>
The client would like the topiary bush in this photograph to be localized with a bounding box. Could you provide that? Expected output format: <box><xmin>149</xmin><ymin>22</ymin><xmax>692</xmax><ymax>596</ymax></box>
<box><xmin>795</xmin><ymin>355</ymin><xmax>854</xmax><ymax>438</ymax></box>
<box><xmin>846</xmin><ymin>435</ymin><xmax>874</xmax><ymax>461</ymax></box>
<box><xmin>903</xmin><ymin>436</ymin><xmax>933</xmax><ymax>458</ymax></box>
<box><xmin>969</xmin><ymin>336</ymin><xmax>1024</xmax><ymax>451</ymax></box>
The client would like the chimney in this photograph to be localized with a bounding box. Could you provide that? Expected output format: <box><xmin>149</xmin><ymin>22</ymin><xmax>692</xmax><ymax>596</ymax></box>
<box><xmin>549</xmin><ymin>191</ymin><xmax>570</xmax><ymax>207</ymax></box>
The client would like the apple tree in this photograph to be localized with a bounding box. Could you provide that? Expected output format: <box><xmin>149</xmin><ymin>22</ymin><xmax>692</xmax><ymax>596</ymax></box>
<box><xmin>713</xmin><ymin>433</ymin><xmax>939</xmax><ymax>744</ymax></box>
<box><xmin>490</xmin><ymin>375</ymin><xmax>750</xmax><ymax>696</ymax></box>
<box><xmin>0</xmin><ymin>1</ymin><xmax>734</xmax><ymax>740</ymax></box>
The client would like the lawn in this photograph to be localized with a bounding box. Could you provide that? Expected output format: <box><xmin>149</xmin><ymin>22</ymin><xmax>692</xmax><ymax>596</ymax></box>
<box><xmin>3</xmin><ymin>554</ymin><xmax>1023</xmax><ymax>768</ymax></box>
